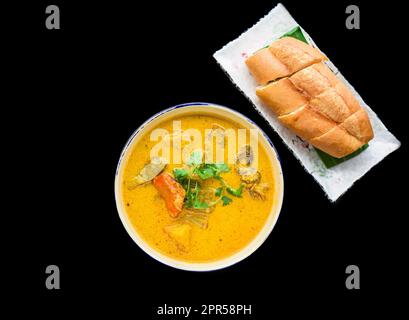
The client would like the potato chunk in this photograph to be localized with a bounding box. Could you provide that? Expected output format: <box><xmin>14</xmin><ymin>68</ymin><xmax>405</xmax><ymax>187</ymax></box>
<box><xmin>163</xmin><ymin>224</ymin><xmax>192</xmax><ymax>251</ymax></box>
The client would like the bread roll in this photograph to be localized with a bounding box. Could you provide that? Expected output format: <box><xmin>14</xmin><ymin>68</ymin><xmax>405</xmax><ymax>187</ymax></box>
<box><xmin>256</xmin><ymin>78</ymin><xmax>307</xmax><ymax>116</ymax></box>
<box><xmin>245</xmin><ymin>48</ymin><xmax>290</xmax><ymax>85</ymax></box>
<box><xmin>309</xmin><ymin>126</ymin><xmax>364</xmax><ymax>158</ymax></box>
<box><xmin>247</xmin><ymin>41</ymin><xmax>374</xmax><ymax>158</ymax></box>
<box><xmin>246</xmin><ymin>37</ymin><xmax>326</xmax><ymax>85</ymax></box>
<box><xmin>340</xmin><ymin>109</ymin><xmax>373</xmax><ymax>142</ymax></box>
<box><xmin>279</xmin><ymin>105</ymin><xmax>336</xmax><ymax>140</ymax></box>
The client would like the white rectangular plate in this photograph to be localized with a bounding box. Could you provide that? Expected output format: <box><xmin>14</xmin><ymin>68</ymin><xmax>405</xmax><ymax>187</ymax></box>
<box><xmin>213</xmin><ymin>3</ymin><xmax>401</xmax><ymax>201</ymax></box>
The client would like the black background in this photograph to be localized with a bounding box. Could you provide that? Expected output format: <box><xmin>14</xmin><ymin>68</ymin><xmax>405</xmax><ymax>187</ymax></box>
<box><xmin>5</xmin><ymin>0</ymin><xmax>408</xmax><ymax>317</ymax></box>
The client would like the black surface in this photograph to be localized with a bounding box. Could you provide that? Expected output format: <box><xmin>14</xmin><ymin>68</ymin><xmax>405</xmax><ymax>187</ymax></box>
<box><xmin>6</xmin><ymin>0</ymin><xmax>408</xmax><ymax>317</ymax></box>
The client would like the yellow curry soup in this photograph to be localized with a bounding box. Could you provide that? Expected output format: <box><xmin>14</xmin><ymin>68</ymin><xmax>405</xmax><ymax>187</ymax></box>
<box><xmin>121</xmin><ymin>115</ymin><xmax>276</xmax><ymax>263</ymax></box>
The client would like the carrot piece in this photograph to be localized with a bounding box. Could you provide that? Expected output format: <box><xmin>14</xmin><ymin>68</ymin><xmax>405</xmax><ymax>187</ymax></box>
<box><xmin>153</xmin><ymin>172</ymin><xmax>186</xmax><ymax>218</ymax></box>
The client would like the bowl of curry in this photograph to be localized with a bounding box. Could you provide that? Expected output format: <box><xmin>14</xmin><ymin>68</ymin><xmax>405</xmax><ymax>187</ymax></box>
<box><xmin>114</xmin><ymin>103</ymin><xmax>284</xmax><ymax>271</ymax></box>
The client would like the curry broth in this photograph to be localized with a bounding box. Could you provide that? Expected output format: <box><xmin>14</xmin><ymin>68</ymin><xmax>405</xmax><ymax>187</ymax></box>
<box><xmin>121</xmin><ymin>115</ymin><xmax>275</xmax><ymax>262</ymax></box>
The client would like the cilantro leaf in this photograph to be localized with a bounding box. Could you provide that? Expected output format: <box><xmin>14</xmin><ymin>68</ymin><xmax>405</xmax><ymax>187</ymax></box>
<box><xmin>211</xmin><ymin>163</ymin><xmax>230</xmax><ymax>174</ymax></box>
<box><xmin>184</xmin><ymin>181</ymin><xmax>209</xmax><ymax>209</ymax></box>
<box><xmin>194</xmin><ymin>166</ymin><xmax>216</xmax><ymax>180</ymax></box>
<box><xmin>193</xmin><ymin>199</ymin><xmax>209</xmax><ymax>209</ymax></box>
<box><xmin>226</xmin><ymin>184</ymin><xmax>244</xmax><ymax>197</ymax></box>
<box><xmin>184</xmin><ymin>185</ymin><xmax>196</xmax><ymax>208</ymax></box>
<box><xmin>194</xmin><ymin>163</ymin><xmax>230</xmax><ymax>180</ymax></box>
<box><xmin>174</xmin><ymin>152</ymin><xmax>234</xmax><ymax>210</ymax></box>
<box><xmin>173</xmin><ymin>168</ymin><xmax>188</xmax><ymax>183</ymax></box>
<box><xmin>215</xmin><ymin>187</ymin><xmax>223</xmax><ymax>197</ymax></box>
<box><xmin>221</xmin><ymin>196</ymin><xmax>232</xmax><ymax>206</ymax></box>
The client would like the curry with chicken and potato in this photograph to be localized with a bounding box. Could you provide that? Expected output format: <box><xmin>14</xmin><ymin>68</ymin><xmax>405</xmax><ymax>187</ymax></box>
<box><xmin>121</xmin><ymin>114</ymin><xmax>277</xmax><ymax>262</ymax></box>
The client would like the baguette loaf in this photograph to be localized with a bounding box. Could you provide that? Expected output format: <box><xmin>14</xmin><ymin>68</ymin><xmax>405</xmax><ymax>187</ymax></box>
<box><xmin>246</xmin><ymin>38</ymin><xmax>373</xmax><ymax>158</ymax></box>
<box><xmin>245</xmin><ymin>37</ymin><xmax>327</xmax><ymax>85</ymax></box>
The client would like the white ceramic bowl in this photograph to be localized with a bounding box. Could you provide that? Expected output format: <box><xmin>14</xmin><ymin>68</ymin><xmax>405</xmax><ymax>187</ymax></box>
<box><xmin>114</xmin><ymin>102</ymin><xmax>284</xmax><ymax>271</ymax></box>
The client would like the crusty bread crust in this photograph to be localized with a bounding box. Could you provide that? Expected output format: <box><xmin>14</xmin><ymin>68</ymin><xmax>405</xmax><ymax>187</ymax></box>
<box><xmin>245</xmin><ymin>48</ymin><xmax>289</xmax><ymax>85</ymax></box>
<box><xmin>309</xmin><ymin>126</ymin><xmax>365</xmax><ymax>158</ymax></box>
<box><xmin>341</xmin><ymin>109</ymin><xmax>374</xmax><ymax>142</ymax></box>
<box><xmin>310</xmin><ymin>88</ymin><xmax>351</xmax><ymax>123</ymax></box>
<box><xmin>251</xmin><ymin>51</ymin><xmax>374</xmax><ymax>158</ymax></box>
<box><xmin>279</xmin><ymin>105</ymin><xmax>337</xmax><ymax>140</ymax></box>
<box><xmin>256</xmin><ymin>78</ymin><xmax>307</xmax><ymax>116</ymax></box>
<box><xmin>246</xmin><ymin>37</ymin><xmax>326</xmax><ymax>85</ymax></box>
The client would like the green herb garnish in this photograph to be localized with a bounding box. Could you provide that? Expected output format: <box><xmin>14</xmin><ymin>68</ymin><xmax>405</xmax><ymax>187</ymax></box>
<box><xmin>194</xmin><ymin>163</ymin><xmax>230</xmax><ymax>180</ymax></box>
<box><xmin>215</xmin><ymin>187</ymin><xmax>223</xmax><ymax>197</ymax></box>
<box><xmin>221</xmin><ymin>196</ymin><xmax>232</xmax><ymax>206</ymax></box>
<box><xmin>184</xmin><ymin>181</ymin><xmax>209</xmax><ymax>209</ymax></box>
<box><xmin>173</xmin><ymin>152</ymin><xmax>241</xmax><ymax>210</ymax></box>
<box><xmin>226</xmin><ymin>184</ymin><xmax>244</xmax><ymax>197</ymax></box>
<box><xmin>173</xmin><ymin>168</ymin><xmax>189</xmax><ymax>181</ymax></box>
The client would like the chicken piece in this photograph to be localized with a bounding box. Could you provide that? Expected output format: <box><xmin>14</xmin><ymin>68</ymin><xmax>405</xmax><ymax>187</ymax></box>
<box><xmin>163</xmin><ymin>224</ymin><xmax>192</xmax><ymax>251</ymax></box>
<box><xmin>127</xmin><ymin>156</ymin><xmax>166</xmax><ymax>189</ymax></box>
<box><xmin>249</xmin><ymin>183</ymin><xmax>269</xmax><ymax>200</ymax></box>
<box><xmin>239</xmin><ymin>169</ymin><xmax>261</xmax><ymax>186</ymax></box>
<box><xmin>236</xmin><ymin>145</ymin><xmax>253</xmax><ymax>166</ymax></box>
<box><xmin>153</xmin><ymin>172</ymin><xmax>186</xmax><ymax>218</ymax></box>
